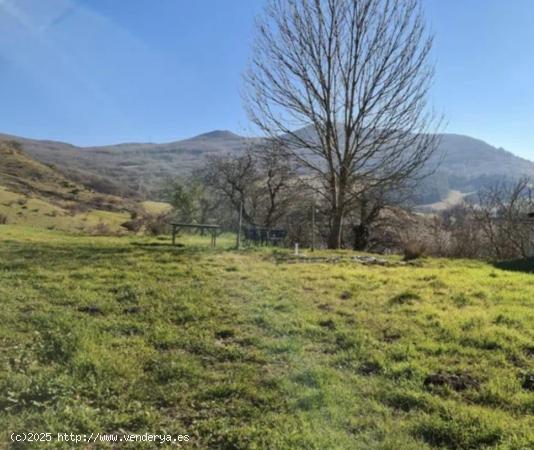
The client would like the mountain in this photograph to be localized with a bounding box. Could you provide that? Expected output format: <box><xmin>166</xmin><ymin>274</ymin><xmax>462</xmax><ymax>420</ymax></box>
<box><xmin>433</xmin><ymin>134</ymin><xmax>534</xmax><ymax>178</ymax></box>
<box><xmin>1</xmin><ymin>130</ymin><xmax>533</xmax><ymax>206</ymax></box>
<box><xmin>415</xmin><ymin>134</ymin><xmax>534</xmax><ymax>205</ymax></box>
<box><xmin>0</xmin><ymin>130</ymin><xmax>250</xmax><ymax>198</ymax></box>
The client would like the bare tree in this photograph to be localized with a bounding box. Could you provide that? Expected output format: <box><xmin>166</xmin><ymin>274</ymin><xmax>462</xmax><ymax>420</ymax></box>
<box><xmin>256</xmin><ymin>140</ymin><xmax>297</xmax><ymax>227</ymax></box>
<box><xmin>348</xmin><ymin>182</ymin><xmax>413</xmax><ymax>250</ymax></box>
<box><xmin>473</xmin><ymin>179</ymin><xmax>534</xmax><ymax>259</ymax></box>
<box><xmin>244</xmin><ymin>0</ymin><xmax>440</xmax><ymax>248</ymax></box>
<box><xmin>201</xmin><ymin>151</ymin><xmax>259</xmax><ymax>225</ymax></box>
<box><xmin>198</xmin><ymin>144</ymin><xmax>297</xmax><ymax>228</ymax></box>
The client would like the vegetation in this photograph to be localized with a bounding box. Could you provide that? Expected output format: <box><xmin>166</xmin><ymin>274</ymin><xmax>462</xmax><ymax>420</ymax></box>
<box><xmin>0</xmin><ymin>226</ymin><xmax>532</xmax><ymax>448</ymax></box>
<box><xmin>0</xmin><ymin>141</ymin><xmax>176</xmax><ymax>235</ymax></box>
<box><xmin>0</xmin><ymin>186</ymin><xmax>130</xmax><ymax>234</ymax></box>
<box><xmin>0</xmin><ymin>141</ymin><xmax>134</xmax><ymax>234</ymax></box>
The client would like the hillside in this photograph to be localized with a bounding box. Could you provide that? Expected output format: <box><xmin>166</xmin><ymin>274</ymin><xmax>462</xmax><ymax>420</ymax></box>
<box><xmin>434</xmin><ymin>134</ymin><xmax>534</xmax><ymax>178</ymax></box>
<box><xmin>0</xmin><ymin>141</ymin><xmax>132</xmax><ymax>233</ymax></box>
<box><xmin>417</xmin><ymin>134</ymin><xmax>534</xmax><ymax>204</ymax></box>
<box><xmin>0</xmin><ymin>227</ymin><xmax>532</xmax><ymax>448</ymax></box>
<box><xmin>0</xmin><ymin>131</ymin><xmax>251</xmax><ymax>198</ymax></box>
<box><xmin>1</xmin><ymin>131</ymin><xmax>534</xmax><ymax>205</ymax></box>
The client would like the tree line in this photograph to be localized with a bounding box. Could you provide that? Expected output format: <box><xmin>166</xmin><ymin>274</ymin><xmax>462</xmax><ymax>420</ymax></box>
<box><xmin>160</xmin><ymin>147</ymin><xmax>534</xmax><ymax>261</ymax></box>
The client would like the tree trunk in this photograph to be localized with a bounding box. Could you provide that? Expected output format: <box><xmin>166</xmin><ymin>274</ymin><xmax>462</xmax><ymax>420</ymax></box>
<box><xmin>353</xmin><ymin>200</ymin><xmax>370</xmax><ymax>251</ymax></box>
<box><xmin>352</xmin><ymin>224</ymin><xmax>369</xmax><ymax>251</ymax></box>
<box><xmin>327</xmin><ymin>174</ymin><xmax>346</xmax><ymax>249</ymax></box>
<box><xmin>328</xmin><ymin>208</ymin><xmax>344</xmax><ymax>249</ymax></box>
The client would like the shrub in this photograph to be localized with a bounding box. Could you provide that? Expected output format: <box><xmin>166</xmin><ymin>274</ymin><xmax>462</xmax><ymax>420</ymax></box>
<box><xmin>120</xmin><ymin>213</ymin><xmax>171</xmax><ymax>235</ymax></box>
<box><xmin>403</xmin><ymin>241</ymin><xmax>426</xmax><ymax>261</ymax></box>
<box><xmin>89</xmin><ymin>196</ymin><xmax>115</xmax><ymax>211</ymax></box>
<box><xmin>65</xmin><ymin>203</ymin><xmax>90</xmax><ymax>216</ymax></box>
<box><xmin>144</xmin><ymin>213</ymin><xmax>171</xmax><ymax>236</ymax></box>
<box><xmin>121</xmin><ymin>219</ymin><xmax>143</xmax><ymax>233</ymax></box>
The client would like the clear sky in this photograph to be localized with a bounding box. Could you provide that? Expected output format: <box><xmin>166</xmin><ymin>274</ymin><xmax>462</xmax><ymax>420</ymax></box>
<box><xmin>0</xmin><ymin>0</ymin><xmax>533</xmax><ymax>159</ymax></box>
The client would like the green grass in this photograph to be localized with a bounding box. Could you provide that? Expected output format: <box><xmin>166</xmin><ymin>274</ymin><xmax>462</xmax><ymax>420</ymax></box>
<box><xmin>0</xmin><ymin>226</ymin><xmax>533</xmax><ymax>449</ymax></box>
<box><xmin>0</xmin><ymin>187</ymin><xmax>130</xmax><ymax>234</ymax></box>
<box><xmin>0</xmin><ymin>141</ymin><xmax>137</xmax><ymax>235</ymax></box>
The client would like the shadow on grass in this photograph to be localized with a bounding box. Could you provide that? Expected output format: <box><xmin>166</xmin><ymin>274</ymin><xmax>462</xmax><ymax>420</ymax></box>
<box><xmin>493</xmin><ymin>258</ymin><xmax>534</xmax><ymax>274</ymax></box>
<box><xmin>0</xmin><ymin>239</ymin><xmax>208</xmax><ymax>273</ymax></box>
<box><xmin>130</xmin><ymin>242</ymin><xmax>184</xmax><ymax>248</ymax></box>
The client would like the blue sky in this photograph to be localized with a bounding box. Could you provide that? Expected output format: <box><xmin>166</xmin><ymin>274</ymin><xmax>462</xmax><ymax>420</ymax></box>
<box><xmin>0</xmin><ymin>0</ymin><xmax>533</xmax><ymax>159</ymax></box>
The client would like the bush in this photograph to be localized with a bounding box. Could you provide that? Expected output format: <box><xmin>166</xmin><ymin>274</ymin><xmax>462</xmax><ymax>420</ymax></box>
<box><xmin>403</xmin><ymin>241</ymin><xmax>426</xmax><ymax>261</ymax></box>
<box><xmin>121</xmin><ymin>218</ymin><xmax>143</xmax><ymax>233</ymax></box>
<box><xmin>144</xmin><ymin>213</ymin><xmax>171</xmax><ymax>236</ymax></box>
<box><xmin>82</xmin><ymin>175</ymin><xmax>122</xmax><ymax>196</ymax></box>
<box><xmin>65</xmin><ymin>203</ymin><xmax>90</xmax><ymax>216</ymax></box>
<box><xmin>120</xmin><ymin>213</ymin><xmax>171</xmax><ymax>235</ymax></box>
<box><xmin>90</xmin><ymin>222</ymin><xmax>121</xmax><ymax>236</ymax></box>
<box><xmin>89</xmin><ymin>196</ymin><xmax>116</xmax><ymax>211</ymax></box>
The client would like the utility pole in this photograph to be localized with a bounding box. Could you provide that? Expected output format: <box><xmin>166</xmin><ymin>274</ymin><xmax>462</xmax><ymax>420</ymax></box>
<box><xmin>236</xmin><ymin>201</ymin><xmax>243</xmax><ymax>250</ymax></box>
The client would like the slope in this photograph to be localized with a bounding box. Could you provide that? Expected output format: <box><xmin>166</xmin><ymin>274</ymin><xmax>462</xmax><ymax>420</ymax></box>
<box><xmin>0</xmin><ymin>140</ymin><xmax>131</xmax><ymax>232</ymax></box>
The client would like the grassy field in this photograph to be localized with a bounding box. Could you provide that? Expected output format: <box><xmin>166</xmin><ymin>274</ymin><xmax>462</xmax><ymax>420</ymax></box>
<box><xmin>0</xmin><ymin>226</ymin><xmax>533</xmax><ymax>449</ymax></box>
<box><xmin>0</xmin><ymin>141</ymin><xmax>140</xmax><ymax>235</ymax></box>
<box><xmin>0</xmin><ymin>186</ymin><xmax>173</xmax><ymax>235</ymax></box>
<box><xmin>0</xmin><ymin>187</ymin><xmax>131</xmax><ymax>234</ymax></box>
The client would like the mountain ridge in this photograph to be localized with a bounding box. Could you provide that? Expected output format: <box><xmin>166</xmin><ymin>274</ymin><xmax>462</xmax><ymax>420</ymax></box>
<box><xmin>0</xmin><ymin>129</ymin><xmax>247</xmax><ymax>150</ymax></box>
<box><xmin>1</xmin><ymin>130</ymin><xmax>533</xmax><ymax>205</ymax></box>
